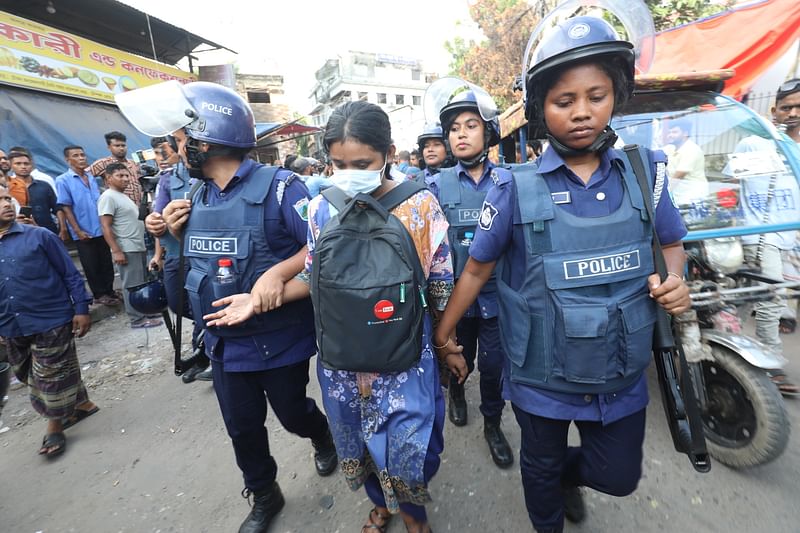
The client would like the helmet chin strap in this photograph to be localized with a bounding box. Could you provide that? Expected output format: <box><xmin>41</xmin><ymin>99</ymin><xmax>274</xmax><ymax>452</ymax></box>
<box><xmin>546</xmin><ymin>126</ymin><xmax>619</xmax><ymax>158</ymax></box>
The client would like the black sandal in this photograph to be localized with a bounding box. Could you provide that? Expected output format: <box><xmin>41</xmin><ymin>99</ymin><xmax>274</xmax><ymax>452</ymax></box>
<box><xmin>38</xmin><ymin>432</ymin><xmax>66</xmax><ymax>458</ymax></box>
<box><xmin>362</xmin><ymin>507</ymin><xmax>392</xmax><ymax>532</ymax></box>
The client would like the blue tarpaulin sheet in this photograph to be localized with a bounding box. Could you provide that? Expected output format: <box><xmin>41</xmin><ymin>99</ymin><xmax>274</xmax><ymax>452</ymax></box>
<box><xmin>0</xmin><ymin>85</ymin><xmax>153</xmax><ymax>178</ymax></box>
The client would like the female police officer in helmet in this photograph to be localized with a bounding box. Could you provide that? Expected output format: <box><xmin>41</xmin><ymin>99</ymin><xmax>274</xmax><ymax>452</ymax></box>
<box><xmin>116</xmin><ymin>81</ymin><xmax>338</xmax><ymax>533</ymax></box>
<box><xmin>426</xmin><ymin>78</ymin><xmax>513</xmax><ymax>469</ymax></box>
<box><xmin>434</xmin><ymin>2</ymin><xmax>691</xmax><ymax>531</ymax></box>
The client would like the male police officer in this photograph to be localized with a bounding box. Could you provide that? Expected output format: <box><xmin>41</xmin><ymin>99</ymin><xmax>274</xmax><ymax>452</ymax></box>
<box><xmin>145</xmin><ymin>136</ymin><xmax>211</xmax><ymax>382</ymax></box>
<box><xmin>117</xmin><ymin>81</ymin><xmax>337</xmax><ymax>533</ymax></box>
<box><xmin>429</xmin><ymin>80</ymin><xmax>513</xmax><ymax>468</ymax></box>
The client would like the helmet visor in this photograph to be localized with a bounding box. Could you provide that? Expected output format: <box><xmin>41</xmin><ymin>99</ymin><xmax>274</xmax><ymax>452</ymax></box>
<box><xmin>115</xmin><ymin>80</ymin><xmax>199</xmax><ymax>137</ymax></box>
<box><xmin>424</xmin><ymin>77</ymin><xmax>498</xmax><ymax>125</ymax></box>
<box><xmin>522</xmin><ymin>0</ymin><xmax>655</xmax><ymax>97</ymax></box>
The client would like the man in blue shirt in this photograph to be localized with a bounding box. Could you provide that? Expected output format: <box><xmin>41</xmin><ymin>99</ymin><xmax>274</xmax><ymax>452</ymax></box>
<box><xmin>120</xmin><ymin>81</ymin><xmax>337</xmax><ymax>533</ymax></box>
<box><xmin>0</xmin><ymin>185</ymin><xmax>98</xmax><ymax>459</ymax></box>
<box><xmin>56</xmin><ymin>145</ymin><xmax>119</xmax><ymax>307</ymax></box>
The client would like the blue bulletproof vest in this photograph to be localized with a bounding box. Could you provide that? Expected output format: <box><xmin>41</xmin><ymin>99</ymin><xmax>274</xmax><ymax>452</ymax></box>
<box><xmin>182</xmin><ymin>166</ymin><xmax>312</xmax><ymax>340</ymax></box>
<box><xmin>438</xmin><ymin>166</ymin><xmax>504</xmax><ymax>318</ymax></box>
<box><xmin>159</xmin><ymin>163</ymin><xmax>192</xmax><ymax>257</ymax></box>
<box><xmin>496</xmin><ymin>158</ymin><xmax>658</xmax><ymax>394</ymax></box>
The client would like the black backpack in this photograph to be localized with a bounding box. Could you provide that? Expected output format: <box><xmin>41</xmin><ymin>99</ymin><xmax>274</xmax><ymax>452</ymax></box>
<box><xmin>311</xmin><ymin>181</ymin><xmax>428</xmax><ymax>372</ymax></box>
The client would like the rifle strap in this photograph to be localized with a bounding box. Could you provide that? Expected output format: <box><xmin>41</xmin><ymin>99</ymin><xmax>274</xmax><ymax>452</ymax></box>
<box><xmin>623</xmin><ymin>144</ymin><xmax>709</xmax><ymax>466</ymax></box>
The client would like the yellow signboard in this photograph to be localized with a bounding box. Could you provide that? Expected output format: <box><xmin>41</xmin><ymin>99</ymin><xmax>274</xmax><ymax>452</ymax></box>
<box><xmin>0</xmin><ymin>10</ymin><xmax>195</xmax><ymax>103</ymax></box>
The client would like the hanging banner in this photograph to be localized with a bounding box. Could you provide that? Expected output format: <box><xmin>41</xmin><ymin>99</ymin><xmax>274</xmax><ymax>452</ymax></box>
<box><xmin>0</xmin><ymin>10</ymin><xmax>195</xmax><ymax>103</ymax></box>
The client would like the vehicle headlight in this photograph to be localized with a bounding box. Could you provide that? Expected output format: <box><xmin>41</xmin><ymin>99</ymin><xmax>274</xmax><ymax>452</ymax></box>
<box><xmin>702</xmin><ymin>237</ymin><xmax>744</xmax><ymax>274</ymax></box>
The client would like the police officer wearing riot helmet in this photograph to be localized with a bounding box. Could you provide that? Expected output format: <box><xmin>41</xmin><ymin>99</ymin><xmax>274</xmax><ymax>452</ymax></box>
<box><xmin>145</xmin><ymin>136</ymin><xmax>212</xmax><ymax>383</ymax></box>
<box><xmin>428</xmin><ymin>81</ymin><xmax>513</xmax><ymax>469</ymax></box>
<box><xmin>131</xmin><ymin>81</ymin><xmax>338</xmax><ymax>533</ymax></box>
<box><xmin>434</xmin><ymin>12</ymin><xmax>690</xmax><ymax>533</ymax></box>
<box><xmin>415</xmin><ymin>123</ymin><xmax>450</xmax><ymax>185</ymax></box>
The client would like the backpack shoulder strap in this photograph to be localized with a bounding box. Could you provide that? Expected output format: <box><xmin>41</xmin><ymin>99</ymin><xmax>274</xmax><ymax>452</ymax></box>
<box><xmin>321</xmin><ymin>186</ymin><xmax>350</xmax><ymax>212</ymax></box>
<box><xmin>378</xmin><ymin>180</ymin><xmax>426</xmax><ymax>212</ymax></box>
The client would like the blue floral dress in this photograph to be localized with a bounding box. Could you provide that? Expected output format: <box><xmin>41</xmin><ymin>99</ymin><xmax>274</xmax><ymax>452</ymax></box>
<box><xmin>305</xmin><ymin>188</ymin><xmax>453</xmax><ymax>512</ymax></box>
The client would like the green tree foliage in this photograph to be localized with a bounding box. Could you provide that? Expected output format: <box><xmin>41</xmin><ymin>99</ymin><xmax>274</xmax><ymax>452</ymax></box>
<box><xmin>446</xmin><ymin>0</ymin><xmax>733</xmax><ymax>111</ymax></box>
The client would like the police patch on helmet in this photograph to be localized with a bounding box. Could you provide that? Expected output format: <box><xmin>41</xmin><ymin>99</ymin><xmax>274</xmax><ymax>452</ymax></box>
<box><xmin>293</xmin><ymin>197</ymin><xmax>309</xmax><ymax>221</ymax></box>
<box><xmin>568</xmin><ymin>22</ymin><xmax>590</xmax><ymax>39</ymax></box>
<box><xmin>479</xmin><ymin>201</ymin><xmax>498</xmax><ymax>231</ymax></box>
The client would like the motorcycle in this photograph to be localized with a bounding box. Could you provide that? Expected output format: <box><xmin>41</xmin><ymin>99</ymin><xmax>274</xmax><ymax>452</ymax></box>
<box><xmin>677</xmin><ymin>236</ymin><xmax>797</xmax><ymax>468</ymax></box>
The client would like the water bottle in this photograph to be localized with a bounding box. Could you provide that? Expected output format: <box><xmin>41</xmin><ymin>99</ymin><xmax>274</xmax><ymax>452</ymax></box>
<box><xmin>460</xmin><ymin>231</ymin><xmax>474</xmax><ymax>247</ymax></box>
<box><xmin>213</xmin><ymin>258</ymin><xmax>238</xmax><ymax>299</ymax></box>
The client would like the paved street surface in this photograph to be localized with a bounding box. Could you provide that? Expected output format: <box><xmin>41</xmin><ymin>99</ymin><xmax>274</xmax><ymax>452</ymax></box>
<box><xmin>1</xmin><ymin>312</ymin><xmax>798</xmax><ymax>533</ymax></box>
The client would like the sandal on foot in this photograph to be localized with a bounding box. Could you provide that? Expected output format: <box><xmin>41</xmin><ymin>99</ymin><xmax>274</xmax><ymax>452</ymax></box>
<box><xmin>769</xmin><ymin>373</ymin><xmax>800</xmax><ymax>397</ymax></box>
<box><xmin>62</xmin><ymin>405</ymin><xmax>100</xmax><ymax>430</ymax></box>
<box><xmin>362</xmin><ymin>507</ymin><xmax>392</xmax><ymax>532</ymax></box>
<box><xmin>38</xmin><ymin>432</ymin><xmax>66</xmax><ymax>458</ymax></box>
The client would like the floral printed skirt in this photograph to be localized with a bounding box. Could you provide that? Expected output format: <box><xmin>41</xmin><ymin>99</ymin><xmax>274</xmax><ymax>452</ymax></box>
<box><xmin>317</xmin><ymin>328</ymin><xmax>445</xmax><ymax>513</ymax></box>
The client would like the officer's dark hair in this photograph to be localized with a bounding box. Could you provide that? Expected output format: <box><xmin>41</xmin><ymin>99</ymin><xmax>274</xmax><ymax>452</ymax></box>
<box><xmin>105</xmin><ymin>131</ymin><xmax>127</xmax><ymax>144</ymax></box>
<box><xmin>150</xmin><ymin>136</ymin><xmax>168</xmax><ymax>149</ymax></box>
<box><xmin>63</xmin><ymin>145</ymin><xmax>84</xmax><ymax>157</ymax></box>
<box><xmin>532</xmin><ymin>55</ymin><xmax>631</xmax><ymax>135</ymax></box>
<box><xmin>104</xmin><ymin>162</ymin><xmax>129</xmax><ymax>178</ymax></box>
<box><xmin>324</xmin><ymin>101</ymin><xmax>392</xmax><ymax>177</ymax></box>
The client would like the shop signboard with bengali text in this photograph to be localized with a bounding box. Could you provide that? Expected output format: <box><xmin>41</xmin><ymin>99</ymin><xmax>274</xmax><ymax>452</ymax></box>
<box><xmin>0</xmin><ymin>10</ymin><xmax>195</xmax><ymax>103</ymax></box>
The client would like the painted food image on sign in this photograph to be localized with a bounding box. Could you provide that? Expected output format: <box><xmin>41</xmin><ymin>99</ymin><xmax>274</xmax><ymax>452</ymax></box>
<box><xmin>0</xmin><ymin>11</ymin><xmax>194</xmax><ymax>103</ymax></box>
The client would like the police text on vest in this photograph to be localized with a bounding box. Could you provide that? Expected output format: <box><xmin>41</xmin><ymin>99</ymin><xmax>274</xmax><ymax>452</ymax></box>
<box><xmin>563</xmin><ymin>250</ymin><xmax>640</xmax><ymax>279</ymax></box>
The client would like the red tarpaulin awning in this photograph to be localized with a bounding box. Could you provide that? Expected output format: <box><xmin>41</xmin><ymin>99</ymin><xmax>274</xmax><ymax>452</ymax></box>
<box><xmin>650</xmin><ymin>0</ymin><xmax>800</xmax><ymax>98</ymax></box>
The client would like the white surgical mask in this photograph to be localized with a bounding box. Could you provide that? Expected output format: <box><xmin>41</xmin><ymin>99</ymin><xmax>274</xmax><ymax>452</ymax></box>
<box><xmin>330</xmin><ymin>162</ymin><xmax>385</xmax><ymax>197</ymax></box>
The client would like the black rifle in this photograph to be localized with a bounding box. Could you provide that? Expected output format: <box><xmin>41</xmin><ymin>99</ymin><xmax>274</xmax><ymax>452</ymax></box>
<box><xmin>624</xmin><ymin>145</ymin><xmax>711</xmax><ymax>473</ymax></box>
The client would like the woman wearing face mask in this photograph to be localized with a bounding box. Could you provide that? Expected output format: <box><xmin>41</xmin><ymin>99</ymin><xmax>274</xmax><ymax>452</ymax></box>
<box><xmin>206</xmin><ymin>100</ymin><xmax>455</xmax><ymax>533</ymax></box>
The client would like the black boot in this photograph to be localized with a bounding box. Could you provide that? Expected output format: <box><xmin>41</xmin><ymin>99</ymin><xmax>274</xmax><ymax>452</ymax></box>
<box><xmin>448</xmin><ymin>381</ymin><xmax>468</xmax><ymax>426</ymax></box>
<box><xmin>181</xmin><ymin>364</ymin><xmax>206</xmax><ymax>384</ymax></box>
<box><xmin>312</xmin><ymin>428</ymin><xmax>338</xmax><ymax>476</ymax></box>
<box><xmin>563</xmin><ymin>485</ymin><xmax>586</xmax><ymax>524</ymax></box>
<box><xmin>483</xmin><ymin>415</ymin><xmax>513</xmax><ymax>468</ymax></box>
<box><xmin>239</xmin><ymin>482</ymin><xmax>285</xmax><ymax>533</ymax></box>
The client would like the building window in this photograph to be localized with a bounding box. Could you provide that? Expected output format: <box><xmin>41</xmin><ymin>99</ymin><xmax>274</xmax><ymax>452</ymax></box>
<box><xmin>247</xmin><ymin>91</ymin><xmax>271</xmax><ymax>104</ymax></box>
<box><xmin>412</xmin><ymin>95</ymin><xmax>421</xmax><ymax>106</ymax></box>
<box><xmin>358</xmin><ymin>91</ymin><xmax>368</xmax><ymax>101</ymax></box>
<box><xmin>377</xmin><ymin>93</ymin><xmax>387</xmax><ymax>104</ymax></box>
<box><xmin>412</xmin><ymin>69</ymin><xmax>421</xmax><ymax>81</ymax></box>
<box><xmin>396</xmin><ymin>94</ymin><xmax>404</xmax><ymax>105</ymax></box>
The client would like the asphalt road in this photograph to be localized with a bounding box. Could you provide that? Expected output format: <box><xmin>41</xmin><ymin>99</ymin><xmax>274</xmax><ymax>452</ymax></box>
<box><xmin>0</xmin><ymin>313</ymin><xmax>798</xmax><ymax>533</ymax></box>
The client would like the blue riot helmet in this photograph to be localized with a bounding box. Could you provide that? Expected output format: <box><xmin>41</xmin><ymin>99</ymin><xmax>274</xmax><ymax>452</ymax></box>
<box><xmin>521</xmin><ymin>0</ymin><xmax>655</xmax><ymax>154</ymax></box>
<box><xmin>127</xmin><ymin>278</ymin><xmax>169</xmax><ymax>316</ymax></box>
<box><xmin>116</xmin><ymin>80</ymin><xmax>256</xmax><ymax>176</ymax></box>
<box><xmin>417</xmin><ymin>123</ymin><xmax>444</xmax><ymax>150</ymax></box>
<box><xmin>425</xmin><ymin>77</ymin><xmax>500</xmax><ymax>168</ymax></box>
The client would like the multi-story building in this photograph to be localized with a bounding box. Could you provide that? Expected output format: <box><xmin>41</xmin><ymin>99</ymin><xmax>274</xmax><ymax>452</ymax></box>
<box><xmin>309</xmin><ymin>51</ymin><xmax>437</xmax><ymax>152</ymax></box>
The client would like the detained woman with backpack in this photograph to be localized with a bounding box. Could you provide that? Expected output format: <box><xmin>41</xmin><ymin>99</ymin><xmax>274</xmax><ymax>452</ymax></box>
<box><xmin>205</xmin><ymin>100</ymin><xmax>458</xmax><ymax>533</ymax></box>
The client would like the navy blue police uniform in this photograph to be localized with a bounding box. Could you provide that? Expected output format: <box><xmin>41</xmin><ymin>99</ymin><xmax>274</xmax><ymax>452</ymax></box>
<box><xmin>182</xmin><ymin>158</ymin><xmax>329</xmax><ymax>493</ymax></box>
<box><xmin>469</xmin><ymin>146</ymin><xmax>686</xmax><ymax>530</ymax></box>
<box><xmin>430</xmin><ymin>161</ymin><xmax>508</xmax><ymax>420</ymax></box>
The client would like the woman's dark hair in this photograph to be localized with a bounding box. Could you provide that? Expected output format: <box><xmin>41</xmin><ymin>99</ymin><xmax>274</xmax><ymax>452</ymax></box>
<box><xmin>531</xmin><ymin>55</ymin><xmax>631</xmax><ymax>137</ymax></box>
<box><xmin>324</xmin><ymin>101</ymin><xmax>392</xmax><ymax>175</ymax></box>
